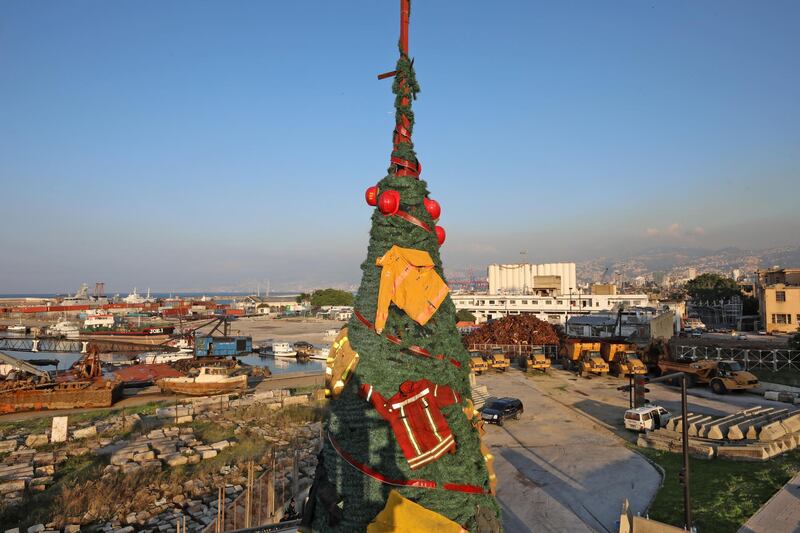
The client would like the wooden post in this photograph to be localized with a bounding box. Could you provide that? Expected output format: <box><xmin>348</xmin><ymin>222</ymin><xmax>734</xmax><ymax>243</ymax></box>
<box><xmin>267</xmin><ymin>470</ymin><xmax>275</xmax><ymax>521</ymax></box>
<box><xmin>292</xmin><ymin>449</ymin><xmax>300</xmax><ymax>498</ymax></box>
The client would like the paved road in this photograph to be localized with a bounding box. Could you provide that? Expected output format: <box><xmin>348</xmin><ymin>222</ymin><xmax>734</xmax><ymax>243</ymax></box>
<box><xmin>739</xmin><ymin>472</ymin><xmax>800</xmax><ymax>533</ymax></box>
<box><xmin>525</xmin><ymin>367</ymin><xmax>795</xmax><ymax>442</ymax></box>
<box><xmin>478</xmin><ymin>370</ymin><xmax>661</xmax><ymax>532</ymax></box>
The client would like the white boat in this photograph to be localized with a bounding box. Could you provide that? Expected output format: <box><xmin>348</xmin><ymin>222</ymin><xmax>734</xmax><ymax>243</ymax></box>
<box><xmin>156</xmin><ymin>366</ymin><xmax>248</xmax><ymax>396</ymax></box>
<box><xmin>7</xmin><ymin>324</ymin><xmax>27</xmax><ymax>334</ymax></box>
<box><xmin>310</xmin><ymin>346</ymin><xmax>330</xmax><ymax>361</ymax></box>
<box><xmin>260</xmin><ymin>342</ymin><xmax>297</xmax><ymax>358</ymax></box>
<box><xmin>138</xmin><ymin>352</ymin><xmax>195</xmax><ymax>365</ymax></box>
<box><xmin>48</xmin><ymin>320</ymin><xmax>80</xmax><ymax>339</ymax></box>
<box><xmin>83</xmin><ymin>314</ymin><xmax>115</xmax><ymax>329</ymax></box>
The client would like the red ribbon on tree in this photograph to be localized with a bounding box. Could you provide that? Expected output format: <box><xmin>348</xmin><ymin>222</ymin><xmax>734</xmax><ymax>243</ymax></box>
<box><xmin>354</xmin><ymin>309</ymin><xmax>461</xmax><ymax>368</ymax></box>
<box><xmin>328</xmin><ymin>431</ymin><xmax>489</xmax><ymax>495</ymax></box>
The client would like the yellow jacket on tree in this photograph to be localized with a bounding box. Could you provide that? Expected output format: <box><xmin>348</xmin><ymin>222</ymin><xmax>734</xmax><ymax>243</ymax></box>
<box><xmin>375</xmin><ymin>245</ymin><xmax>450</xmax><ymax>333</ymax></box>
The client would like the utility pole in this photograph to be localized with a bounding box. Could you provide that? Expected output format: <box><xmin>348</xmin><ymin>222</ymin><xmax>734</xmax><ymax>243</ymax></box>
<box><xmin>618</xmin><ymin>371</ymin><xmax>692</xmax><ymax>529</ymax></box>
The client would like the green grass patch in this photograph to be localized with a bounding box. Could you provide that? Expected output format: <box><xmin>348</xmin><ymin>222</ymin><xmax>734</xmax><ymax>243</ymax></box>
<box><xmin>0</xmin><ymin>401</ymin><xmax>167</xmax><ymax>437</ymax></box>
<box><xmin>750</xmin><ymin>368</ymin><xmax>800</xmax><ymax>388</ymax></box>
<box><xmin>190</xmin><ymin>420</ymin><xmax>236</xmax><ymax>443</ymax></box>
<box><xmin>0</xmin><ymin>454</ymin><xmax>106</xmax><ymax>529</ymax></box>
<box><xmin>636</xmin><ymin>447</ymin><xmax>800</xmax><ymax>533</ymax></box>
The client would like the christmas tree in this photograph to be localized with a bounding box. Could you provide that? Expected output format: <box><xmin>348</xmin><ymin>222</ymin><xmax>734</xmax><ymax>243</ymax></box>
<box><xmin>304</xmin><ymin>2</ymin><xmax>501</xmax><ymax>531</ymax></box>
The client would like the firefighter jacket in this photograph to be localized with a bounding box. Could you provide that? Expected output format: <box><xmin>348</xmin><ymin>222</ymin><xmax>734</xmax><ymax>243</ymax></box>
<box><xmin>324</xmin><ymin>327</ymin><xmax>359</xmax><ymax>398</ymax></box>
<box><xmin>360</xmin><ymin>379</ymin><xmax>461</xmax><ymax>470</ymax></box>
<box><xmin>367</xmin><ymin>490</ymin><xmax>467</xmax><ymax>533</ymax></box>
<box><xmin>374</xmin><ymin>245</ymin><xmax>450</xmax><ymax>333</ymax></box>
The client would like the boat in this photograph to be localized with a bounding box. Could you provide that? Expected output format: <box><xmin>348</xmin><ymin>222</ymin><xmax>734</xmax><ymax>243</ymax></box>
<box><xmin>156</xmin><ymin>366</ymin><xmax>248</xmax><ymax>396</ymax></box>
<box><xmin>260</xmin><ymin>342</ymin><xmax>297</xmax><ymax>358</ymax></box>
<box><xmin>82</xmin><ymin>314</ymin><xmax>116</xmax><ymax>329</ymax></box>
<box><xmin>7</xmin><ymin>323</ymin><xmax>27</xmax><ymax>334</ymax></box>
<box><xmin>80</xmin><ymin>319</ymin><xmax>176</xmax><ymax>345</ymax></box>
<box><xmin>48</xmin><ymin>320</ymin><xmax>80</xmax><ymax>339</ymax></box>
<box><xmin>138</xmin><ymin>352</ymin><xmax>194</xmax><ymax>365</ymax></box>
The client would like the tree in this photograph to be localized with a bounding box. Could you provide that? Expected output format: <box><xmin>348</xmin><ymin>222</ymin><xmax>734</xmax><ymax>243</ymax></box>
<box><xmin>309</xmin><ymin>289</ymin><xmax>354</xmax><ymax>307</ymax></box>
<box><xmin>305</xmin><ymin>3</ymin><xmax>499</xmax><ymax>531</ymax></box>
<box><xmin>456</xmin><ymin>309</ymin><xmax>477</xmax><ymax>323</ymax></box>
<box><xmin>296</xmin><ymin>292</ymin><xmax>311</xmax><ymax>304</ymax></box>
<box><xmin>685</xmin><ymin>273</ymin><xmax>741</xmax><ymax>302</ymax></box>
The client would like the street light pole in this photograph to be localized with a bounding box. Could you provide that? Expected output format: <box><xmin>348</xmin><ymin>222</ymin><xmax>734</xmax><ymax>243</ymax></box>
<box><xmin>681</xmin><ymin>374</ymin><xmax>693</xmax><ymax>530</ymax></box>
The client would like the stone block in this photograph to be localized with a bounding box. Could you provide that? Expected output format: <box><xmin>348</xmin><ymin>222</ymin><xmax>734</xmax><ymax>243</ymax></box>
<box><xmin>110</xmin><ymin>452</ymin><xmax>134</xmax><ymax>466</ymax></box>
<box><xmin>27</xmin><ymin>526</ymin><xmax>44</xmax><ymax>533</ymax></box>
<box><xmin>0</xmin><ymin>440</ymin><xmax>18</xmax><ymax>453</ymax></box>
<box><xmin>5</xmin><ymin>528</ymin><xmax>20</xmax><ymax>533</ymax></box>
<box><xmin>0</xmin><ymin>479</ymin><xmax>26</xmax><ymax>494</ymax></box>
<box><xmin>717</xmin><ymin>445</ymin><xmax>770</xmax><ymax>461</ymax></box>
<box><xmin>200</xmin><ymin>449</ymin><xmax>217</xmax><ymax>460</ymax></box>
<box><xmin>25</xmin><ymin>434</ymin><xmax>48</xmax><ymax>448</ymax></box>
<box><xmin>163</xmin><ymin>454</ymin><xmax>188</xmax><ymax>467</ymax></box>
<box><xmin>72</xmin><ymin>426</ymin><xmax>98</xmax><ymax>440</ymax></box>
<box><xmin>121</xmin><ymin>463</ymin><xmax>141</xmax><ymax>475</ymax></box>
<box><xmin>33</xmin><ymin>452</ymin><xmax>55</xmax><ymax>466</ymax></box>
<box><xmin>210</xmin><ymin>441</ymin><xmax>230</xmax><ymax>451</ymax></box>
<box><xmin>133</xmin><ymin>451</ymin><xmax>156</xmax><ymax>462</ymax></box>
<box><xmin>50</xmin><ymin>416</ymin><xmax>68</xmax><ymax>443</ymax></box>
<box><xmin>175</xmin><ymin>415</ymin><xmax>193</xmax><ymax>424</ymax></box>
<box><xmin>34</xmin><ymin>465</ymin><xmax>55</xmax><ymax>477</ymax></box>
<box><xmin>282</xmin><ymin>395</ymin><xmax>309</xmax><ymax>407</ymax></box>
<box><xmin>64</xmin><ymin>526</ymin><xmax>80</xmax><ymax>533</ymax></box>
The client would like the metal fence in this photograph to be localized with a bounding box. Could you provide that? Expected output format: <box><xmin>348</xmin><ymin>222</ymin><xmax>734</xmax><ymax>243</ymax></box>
<box><xmin>467</xmin><ymin>344</ymin><xmax>559</xmax><ymax>359</ymax></box>
<box><xmin>675</xmin><ymin>345</ymin><xmax>800</xmax><ymax>373</ymax></box>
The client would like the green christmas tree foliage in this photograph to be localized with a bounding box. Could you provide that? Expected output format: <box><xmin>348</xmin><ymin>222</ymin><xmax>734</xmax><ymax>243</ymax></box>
<box><xmin>306</xmin><ymin>27</ymin><xmax>501</xmax><ymax>533</ymax></box>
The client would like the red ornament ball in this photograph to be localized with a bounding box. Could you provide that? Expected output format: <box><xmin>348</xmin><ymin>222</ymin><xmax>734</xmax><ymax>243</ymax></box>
<box><xmin>435</xmin><ymin>225</ymin><xmax>446</xmax><ymax>245</ymax></box>
<box><xmin>423</xmin><ymin>197</ymin><xmax>441</xmax><ymax>220</ymax></box>
<box><xmin>378</xmin><ymin>190</ymin><xmax>401</xmax><ymax>215</ymax></box>
<box><xmin>365</xmin><ymin>185</ymin><xmax>379</xmax><ymax>206</ymax></box>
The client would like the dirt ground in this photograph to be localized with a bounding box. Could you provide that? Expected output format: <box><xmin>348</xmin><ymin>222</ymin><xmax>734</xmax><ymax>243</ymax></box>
<box><xmin>206</xmin><ymin>316</ymin><xmax>346</xmax><ymax>346</ymax></box>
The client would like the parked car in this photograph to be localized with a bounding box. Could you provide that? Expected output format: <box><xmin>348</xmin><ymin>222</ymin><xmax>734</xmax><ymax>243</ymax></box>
<box><xmin>481</xmin><ymin>397</ymin><xmax>524</xmax><ymax>426</ymax></box>
<box><xmin>691</xmin><ymin>329</ymin><xmax>702</xmax><ymax>338</ymax></box>
<box><xmin>624</xmin><ymin>405</ymin><xmax>673</xmax><ymax>432</ymax></box>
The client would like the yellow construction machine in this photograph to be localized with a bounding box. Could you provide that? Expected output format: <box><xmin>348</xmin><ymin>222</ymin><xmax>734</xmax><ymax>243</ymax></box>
<box><xmin>601</xmin><ymin>342</ymin><xmax>647</xmax><ymax>377</ymax></box>
<box><xmin>560</xmin><ymin>340</ymin><xmax>609</xmax><ymax>376</ymax></box>
<box><xmin>489</xmin><ymin>348</ymin><xmax>510</xmax><ymax>372</ymax></box>
<box><xmin>468</xmin><ymin>350</ymin><xmax>489</xmax><ymax>375</ymax></box>
<box><xmin>520</xmin><ymin>348</ymin><xmax>552</xmax><ymax>373</ymax></box>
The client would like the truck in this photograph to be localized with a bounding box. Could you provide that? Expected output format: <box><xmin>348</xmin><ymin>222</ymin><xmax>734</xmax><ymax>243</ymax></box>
<box><xmin>468</xmin><ymin>350</ymin><xmax>489</xmax><ymax>375</ymax></box>
<box><xmin>656</xmin><ymin>359</ymin><xmax>759</xmax><ymax>394</ymax></box>
<box><xmin>520</xmin><ymin>348</ymin><xmax>552</xmax><ymax>373</ymax></box>
<box><xmin>489</xmin><ymin>348</ymin><xmax>510</xmax><ymax>372</ymax></box>
<box><xmin>577</xmin><ymin>350</ymin><xmax>610</xmax><ymax>376</ymax></box>
<box><xmin>601</xmin><ymin>342</ymin><xmax>647</xmax><ymax>377</ymax></box>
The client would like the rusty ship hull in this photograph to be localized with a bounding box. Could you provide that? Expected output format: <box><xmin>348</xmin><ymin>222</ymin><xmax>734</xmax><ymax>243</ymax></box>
<box><xmin>0</xmin><ymin>381</ymin><xmax>123</xmax><ymax>414</ymax></box>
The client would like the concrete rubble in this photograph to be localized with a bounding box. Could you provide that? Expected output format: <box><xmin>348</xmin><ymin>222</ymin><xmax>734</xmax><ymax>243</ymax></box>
<box><xmin>638</xmin><ymin>405</ymin><xmax>800</xmax><ymax>461</ymax></box>
<box><xmin>0</xmin><ymin>388</ymin><xmax>321</xmax><ymax>532</ymax></box>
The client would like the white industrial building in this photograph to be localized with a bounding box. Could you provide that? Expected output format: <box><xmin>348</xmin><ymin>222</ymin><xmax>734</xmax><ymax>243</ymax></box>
<box><xmin>487</xmin><ymin>263</ymin><xmax>577</xmax><ymax>295</ymax></box>
<box><xmin>452</xmin><ymin>293</ymin><xmax>651</xmax><ymax>326</ymax></box>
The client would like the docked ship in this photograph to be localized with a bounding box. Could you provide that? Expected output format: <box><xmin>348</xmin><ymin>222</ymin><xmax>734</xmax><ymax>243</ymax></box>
<box><xmin>80</xmin><ymin>319</ymin><xmax>176</xmax><ymax>346</ymax></box>
<box><xmin>259</xmin><ymin>341</ymin><xmax>297</xmax><ymax>358</ymax></box>
<box><xmin>156</xmin><ymin>366</ymin><xmax>248</xmax><ymax>396</ymax></box>
<box><xmin>47</xmin><ymin>320</ymin><xmax>80</xmax><ymax>339</ymax></box>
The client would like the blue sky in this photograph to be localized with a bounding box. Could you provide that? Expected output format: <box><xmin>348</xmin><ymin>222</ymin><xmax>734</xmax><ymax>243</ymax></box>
<box><xmin>1</xmin><ymin>1</ymin><xmax>798</xmax><ymax>293</ymax></box>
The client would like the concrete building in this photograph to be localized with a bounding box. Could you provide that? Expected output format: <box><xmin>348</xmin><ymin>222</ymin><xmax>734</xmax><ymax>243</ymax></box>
<box><xmin>487</xmin><ymin>263</ymin><xmax>577</xmax><ymax>296</ymax></box>
<box><xmin>452</xmin><ymin>293</ymin><xmax>650</xmax><ymax>325</ymax></box>
<box><xmin>756</xmin><ymin>267</ymin><xmax>800</xmax><ymax>334</ymax></box>
<box><xmin>564</xmin><ymin>309</ymin><xmax>676</xmax><ymax>340</ymax></box>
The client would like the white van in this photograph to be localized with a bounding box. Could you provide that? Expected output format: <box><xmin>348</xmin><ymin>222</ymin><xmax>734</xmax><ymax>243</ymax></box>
<box><xmin>624</xmin><ymin>405</ymin><xmax>673</xmax><ymax>432</ymax></box>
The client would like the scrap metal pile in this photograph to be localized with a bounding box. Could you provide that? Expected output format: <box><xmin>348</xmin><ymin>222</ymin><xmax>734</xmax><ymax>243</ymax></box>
<box><xmin>463</xmin><ymin>315</ymin><xmax>559</xmax><ymax>346</ymax></box>
<box><xmin>638</xmin><ymin>406</ymin><xmax>800</xmax><ymax>461</ymax></box>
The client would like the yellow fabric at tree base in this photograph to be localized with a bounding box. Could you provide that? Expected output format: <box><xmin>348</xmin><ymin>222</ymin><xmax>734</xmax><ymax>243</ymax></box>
<box><xmin>367</xmin><ymin>490</ymin><xmax>467</xmax><ymax>533</ymax></box>
<box><xmin>375</xmin><ymin>245</ymin><xmax>450</xmax><ymax>333</ymax></box>
<box><xmin>325</xmin><ymin>327</ymin><xmax>360</xmax><ymax>398</ymax></box>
